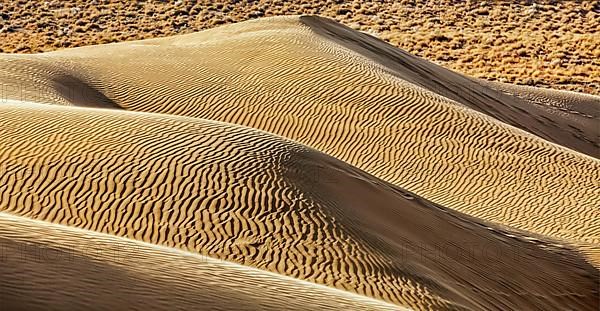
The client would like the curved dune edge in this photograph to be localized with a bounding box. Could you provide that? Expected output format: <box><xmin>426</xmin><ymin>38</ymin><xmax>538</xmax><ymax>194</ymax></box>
<box><xmin>479</xmin><ymin>80</ymin><xmax>600</xmax><ymax>132</ymax></box>
<box><xmin>0</xmin><ymin>211</ymin><xmax>405</xmax><ymax>311</ymax></box>
<box><xmin>300</xmin><ymin>16</ymin><xmax>599</xmax><ymax>158</ymax></box>
<box><xmin>1</xmin><ymin>16</ymin><xmax>596</xmax><ymax>263</ymax></box>
<box><xmin>0</xmin><ymin>57</ymin><xmax>121</xmax><ymax>109</ymax></box>
<box><xmin>480</xmin><ymin>80</ymin><xmax>600</xmax><ymax>120</ymax></box>
<box><xmin>1</xmin><ymin>101</ymin><xmax>598</xmax><ymax>310</ymax></box>
<box><xmin>480</xmin><ymin>80</ymin><xmax>599</xmax><ymax>157</ymax></box>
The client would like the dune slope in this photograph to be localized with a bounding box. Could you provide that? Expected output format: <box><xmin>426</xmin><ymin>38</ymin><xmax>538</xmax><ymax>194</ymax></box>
<box><xmin>0</xmin><ymin>101</ymin><xmax>597</xmax><ymax>310</ymax></box>
<box><xmin>482</xmin><ymin>80</ymin><xmax>599</xmax><ymax>139</ymax></box>
<box><xmin>301</xmin><ymin>16</ymin><xmax>599</xmax><ymax>158</ymax></box>
<box><xmin>1</xmin><ymin>16</ymin><xmax>596</xmax><ymax>263</ymax></box>
<box><xmin>0</xmin><ymin>212</ymin><xmax>403</xmax><ymax>311</ymax></box>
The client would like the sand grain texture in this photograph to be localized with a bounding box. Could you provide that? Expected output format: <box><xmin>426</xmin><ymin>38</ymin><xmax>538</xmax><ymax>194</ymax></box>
<box><xmin>2</xmin><ymin>16</ymin><xmax>597</xmax><ymax>262</ymax></box>
<box><xmin>0</xmin><ymin>15</ymin><xmax>599</xmax><ymax>311</ymax></box>
<box><xmin>0</xmin><ymin>101</ymin><xmax>598</xmax><ymax>310</ymax></box>
<box><xmin>0</xmin><ymin>212</ymin><xmax>404</xmax><ymax>311</ymax></box>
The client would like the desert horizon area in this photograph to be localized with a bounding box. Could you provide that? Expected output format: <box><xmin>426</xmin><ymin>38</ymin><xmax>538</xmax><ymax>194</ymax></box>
<box><xmin>0</xmin><ymin>1</ymin><xmax>598</xmax><ymax>310</ymax></box>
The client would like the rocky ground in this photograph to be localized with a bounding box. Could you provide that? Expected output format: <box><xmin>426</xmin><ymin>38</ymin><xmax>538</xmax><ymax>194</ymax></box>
<box><xmin>1</xmin><ymin>0</ymin><xmax>598</xmax><ymax>94</ymax></box>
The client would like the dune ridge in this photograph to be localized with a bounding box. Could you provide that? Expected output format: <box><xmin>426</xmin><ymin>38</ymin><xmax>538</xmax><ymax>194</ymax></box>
<box><xmin>301</xmin><ymin>15</ymin><xmax>599</xmax><ymax>158</ymax></box>
<box><xmin>3</xmin><ymin>1</ymin><xmax>598</xmax><ymax>95</ymax></box>
<box><xmin>1</xmin><ymin>101</ymin><xmax>598</xmax><ymax>310</ymax></box>
<box><xmin>482</xmin><ymin>80</ymin><xmax>600</xmax><ymax>122</ymax></box>
<box><xmin>1</xmin><ymin>16</ymin><xmax>599</xmax><ymax>310</ymax></box>
<box><xmin>1</xmin><ymin>16</ymin><xmax>596</xmax><ymax>265</ymax></box>
<box><xmin>0</xmin><ymin>211</ymin><xmax>405</xmax><ymax>311</ymax></box>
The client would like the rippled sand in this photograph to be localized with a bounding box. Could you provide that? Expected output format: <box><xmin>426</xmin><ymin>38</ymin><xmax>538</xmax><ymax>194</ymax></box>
<box><xmin>0</xmin><ymin>16</ymin><xmax>598</xmax><ymax>310</ymax></box>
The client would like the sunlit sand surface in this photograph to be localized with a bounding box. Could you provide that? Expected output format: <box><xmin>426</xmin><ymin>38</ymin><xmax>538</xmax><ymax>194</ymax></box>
<box><xmin>0</xmin><ymin>16</ymin><xmax>598</xmax><ymax>310</ymax></box>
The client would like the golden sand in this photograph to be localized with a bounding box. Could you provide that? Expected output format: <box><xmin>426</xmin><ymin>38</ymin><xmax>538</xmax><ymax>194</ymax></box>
<box><xmin>0</xmin><ymin>101</ymin><xmax>597</xmax><ymax>310</ymax></box>
<box><xmin>0</xmin><ymin>212</ymin><xmax>404</xmax><ymax>311</ymax></box>
<box><xmin>0</xmin><ymin>15</ymin><xmax>598</xmax><ymax>310</ymax></box>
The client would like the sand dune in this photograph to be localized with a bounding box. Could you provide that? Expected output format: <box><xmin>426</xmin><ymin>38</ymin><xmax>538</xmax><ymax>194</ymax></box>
<box><xmin>0</xmin><ymin>101</ymin><xmax>598</xmax><ymax>310</ymax></box>
<box><xmin>1</xmin><ymin>16</ymin><xmax>597</xmax><ymax>265</ymax></box>
<box><xmin>302</xmin><ymin>16</ymin><xmax>599</xmax><ymax>158</ymax></box>
<box><xmin>482</xmin><ymin>80</ymin><xmax>599</xmax><ymax>136</ymax></box>
<box><xmin>0</xmin><ymin>212</ymin><xmax>403</xmax><ymax>311</ymax></box>
<box><xmin>3</xmin><ymin>1</ymin><xmax>597</xmax><ymax>95</ymax></box>
<box><xmin>3</xmin><ymin>16</ymin><xmax>597</xmax><ymax>156</ymax></box>
<box><xmin>1</xmin><ymin>15</ymin><xmax>599</xmax><ymax>310</ymax></box>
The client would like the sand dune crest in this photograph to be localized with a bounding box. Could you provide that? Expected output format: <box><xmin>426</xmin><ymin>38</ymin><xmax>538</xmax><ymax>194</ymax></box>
<box><xmin>1</xmin><ymin>15</ymin><xmax>598</xmax><ymax>310</ymax></box>
<box><xmin>1</xmin><ymin>102</ymin><xmax>598</xmax><ymax>310</ymax></box>
<box><xmin>2</xmin><ymin>16</ymin><xmax>596</xmax><ymax>263</ymax></box>
<box><xmin>0</xmin><ymin>211</ymin><xmax>404</xmax><ymax>311</ymax></box>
